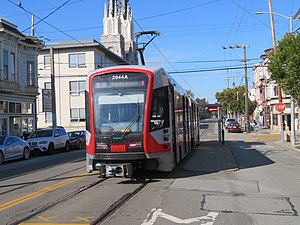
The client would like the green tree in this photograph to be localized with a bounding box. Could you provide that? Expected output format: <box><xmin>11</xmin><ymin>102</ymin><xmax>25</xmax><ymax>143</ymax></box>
<box><xmin>215</xmin><ymin>86</ymin><xmax>256</xmax><ymax>117</ymax></box>
<box><xmin>268</xmin><ymin>32</ymin><xmax>300</xmax><ymax>99</ymax></box>
<box><xmin>195</xmin><ymin>98</ymin><xmax>211</xmax><ymax>119</ymax></box>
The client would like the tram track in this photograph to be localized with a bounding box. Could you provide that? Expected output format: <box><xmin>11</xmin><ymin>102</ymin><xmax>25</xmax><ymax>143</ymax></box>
<box><xmin>7</xmin><ymin>177</ymin><xmax>108</xmax><ymax>225</ymax></box>
<box><xmin>4</xmin><ymin>170</ymin><xmax>157</xmax><ymax>225</ymax></box>
<box><xmin>91</xmin><ymin>174</ymin><xmax>156</xmax><ymax>225</ymax></box>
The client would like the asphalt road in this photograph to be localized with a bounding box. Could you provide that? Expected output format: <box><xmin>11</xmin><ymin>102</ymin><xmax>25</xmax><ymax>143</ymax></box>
<box><xmin>0</xmin><ymin>120</ymin><xmax>300</xmax><ymax>225</ymax></box>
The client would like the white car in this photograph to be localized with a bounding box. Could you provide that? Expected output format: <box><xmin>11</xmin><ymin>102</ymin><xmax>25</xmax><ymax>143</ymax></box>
<box><xmin>27</xmin><ymin>127</ymin><xmax>70</xmax><ymax>154</ymax></box>
<box><xmin>0</xmin><ymin>136</ymin><xmax>31</xmax><ymax>165</ymax></box>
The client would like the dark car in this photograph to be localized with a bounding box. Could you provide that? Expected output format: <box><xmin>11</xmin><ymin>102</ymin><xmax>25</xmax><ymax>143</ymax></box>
<box><xmin>68</xmin><ymin>131</ymin><xmax>86</xmax><ymax>150</ymax></box>
<box><xmin>227</xmin><ymin>122</ymin><xmax>242</xmax><ymax>133</ymax></box>
<box><xmin>0</xmin><ymin>136</ymin><xmax>31</xmax><ymax>165</ymax></box>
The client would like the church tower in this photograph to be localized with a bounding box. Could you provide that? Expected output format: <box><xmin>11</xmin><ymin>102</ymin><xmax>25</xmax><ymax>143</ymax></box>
<box><xmin>101</xmin><ymin>0</ymin><xmax>137</xmax><ymax>64</ymax></box>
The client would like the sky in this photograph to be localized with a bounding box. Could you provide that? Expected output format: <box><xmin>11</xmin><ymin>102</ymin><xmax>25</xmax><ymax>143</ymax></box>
<box><xmin>1</xmin><ymin>0</ymin><xmax>299</xmax><ymax>103</ymax></box>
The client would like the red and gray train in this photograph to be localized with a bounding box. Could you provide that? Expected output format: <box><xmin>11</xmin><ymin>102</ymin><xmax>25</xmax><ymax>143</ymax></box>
<box><xmin>85</xmin><ymin>65</ymin><xmax>200</xmax><ymax>177</ymax></box>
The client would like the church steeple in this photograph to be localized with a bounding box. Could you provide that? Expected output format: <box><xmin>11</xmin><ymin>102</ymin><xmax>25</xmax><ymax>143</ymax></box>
<box><xmin>101</xmin><ymin>0</ymin><xmax>137</xmax><ymax>64</ymax></box>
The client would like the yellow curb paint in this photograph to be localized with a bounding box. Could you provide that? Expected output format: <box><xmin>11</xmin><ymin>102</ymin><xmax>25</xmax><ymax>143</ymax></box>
<box><xmin>0</xmin><ymin>174</ymin><xmax>88</xmax><ymax>212</ymax></box>
<box><xmin>20</xmin><ymin>223</ymin><xmax>88</xmax><ymax>225</ymax></box>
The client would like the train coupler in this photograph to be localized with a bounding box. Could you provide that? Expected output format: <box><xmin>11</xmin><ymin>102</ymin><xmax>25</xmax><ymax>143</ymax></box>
<box><xmin>95</xmin><ymin>163</ymin><xmax>134</xmax><ymax>178</ymax></box>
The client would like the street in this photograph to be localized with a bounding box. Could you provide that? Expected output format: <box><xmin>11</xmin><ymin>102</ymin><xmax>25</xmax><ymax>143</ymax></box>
<box><xmin>0</xmin><ymin>119</ymin><xmax>300</xmax><ymax>225</ymax></box>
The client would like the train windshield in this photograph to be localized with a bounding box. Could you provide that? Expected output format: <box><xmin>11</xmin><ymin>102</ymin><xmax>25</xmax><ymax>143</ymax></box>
<box><xmin>94</xmin><ymin>92</ymin><xmax>145</xmax><ymax>133</ymax></box>
<box><xmin>92</xmin><ymin>73</ymin><xmax>148</xmax><ymax>134</ymax></box>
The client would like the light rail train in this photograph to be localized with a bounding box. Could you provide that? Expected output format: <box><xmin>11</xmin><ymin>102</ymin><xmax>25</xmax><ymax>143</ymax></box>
<box><xmin>85</xmin><ymin>66</ymin><xmax>200</xmax><ymax>177</ymax></box>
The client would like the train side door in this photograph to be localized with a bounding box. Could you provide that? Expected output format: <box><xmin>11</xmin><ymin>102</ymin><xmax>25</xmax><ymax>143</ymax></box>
<box><xmin>169</xmin><ymin>83</ymin><xmax>177</xmax><ymax>165</ymax></box>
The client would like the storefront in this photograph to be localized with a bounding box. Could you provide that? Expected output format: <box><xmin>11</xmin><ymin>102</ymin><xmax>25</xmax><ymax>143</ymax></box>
<box><xmin>0</xmin><ymin>100</ymin><xmax>36</xmax><ymax>136</ymax></box>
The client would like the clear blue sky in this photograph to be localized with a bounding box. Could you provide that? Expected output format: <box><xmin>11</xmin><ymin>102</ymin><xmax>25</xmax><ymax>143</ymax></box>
<box><xmin>1</xmin><ymin>0</ymin><xmax>299</xmax><ymax>103</ymax></box>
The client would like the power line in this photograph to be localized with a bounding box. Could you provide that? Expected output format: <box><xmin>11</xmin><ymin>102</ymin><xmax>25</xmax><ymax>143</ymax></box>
<box><xmin>168</xmin><ymin>65</ymin><xmax>257</xmax><ymax>74</ymax></box>
<box><xmin>8</xmin><ymin>0</ymin><xmax>86</xmax><ymax>46</ymax></box>
<box><xmin>148</xmin><ymin>58</ymin><xmax>261</xmax><ymax>64</ymax></box>
<box><xmin>21</xmin><ymin>0</ymin><xmax>72</xmax><ymax>33</ymax></box>
<box><xmin>137</xmin><ymin>0</ymin><xmax>221</xmax><ymax>21</ymax></box>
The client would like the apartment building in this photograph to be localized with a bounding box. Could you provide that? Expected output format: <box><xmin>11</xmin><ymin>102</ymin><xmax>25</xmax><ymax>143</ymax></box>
<box><xmin>37</xmin><ymin>39</ymin><xmax>129</xmax><ymax>131</ymax></box>
<box><xmin>253</xmin><ymin>49</ymin><xmax>297</xmax><ymax>130</ymax></box>
<box><xmin>0</xmin><ymin>18</ymin><xmax>42</xmax><ymax>136</ymax></box>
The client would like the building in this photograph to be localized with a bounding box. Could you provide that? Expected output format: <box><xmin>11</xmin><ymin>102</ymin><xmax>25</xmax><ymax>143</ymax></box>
<box><xmin>252</xmin><ymin>49</ymin><xmax>297</xmax><ymax>131</ymax></box>
<box><xmin>37</xmin><ymin>39</ymin><xmax>129</xmax><ymax>131</ymax></box>
<box><xmin>101</xmin><ymin>0</ymin><xmax>137</xmax><ymax>64</ymax></box>
<box><xmin>36</xmin><ymin>0</ymin><xmax>137</xmax><ymax>131</ymax></box>
<box><xmin>0</xmin><ymin>18</ymin><xmax>43</xmax><ymax>136</ymax></box>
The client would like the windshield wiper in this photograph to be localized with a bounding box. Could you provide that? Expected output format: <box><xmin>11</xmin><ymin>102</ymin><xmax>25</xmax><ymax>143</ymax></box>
<box><xmin>122</xmin><ymin>100</ymin><xmax>141</xmax><ymax>137</ymax></box>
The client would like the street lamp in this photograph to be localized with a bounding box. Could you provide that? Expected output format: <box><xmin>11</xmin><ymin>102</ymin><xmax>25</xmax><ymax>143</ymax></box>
<box><xmin>255</xmin><ymin>9</ymin><xmax>295</xmax><ymax>145</ymax></box>
<box><xmin>255</xmin><ymin>11</ymin><xmax>293</xmax><ymax>33</ymax></box>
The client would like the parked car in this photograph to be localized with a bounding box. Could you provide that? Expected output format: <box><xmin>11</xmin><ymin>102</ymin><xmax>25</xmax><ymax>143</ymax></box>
<box><xmin>225</xmin><ymin>118</ymin><xmax>236</xmax><ymax>129</ymax></box>
<box><xmin>27</xmin><ymin>127</ymin><xmax>70</xmax><ymax>154</ymax></box>
<box><xmin>0</xmin><ymin>136</ymin><xmax>31</xmax><ymax>165</ymax></box>
<box><xmin>227</xmin><ymin>122</ymin><xmax>242</xmax><ymax>133</ymax></box>
<box><xmin>68</xmin><ymin>131</ymin><xmax>86</xmax><ymax>150</ymax></box>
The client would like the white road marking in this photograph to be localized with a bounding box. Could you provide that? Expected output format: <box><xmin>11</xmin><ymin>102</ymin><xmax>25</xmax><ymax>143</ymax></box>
<box><xmin>141</xmin><ymin>208</ymin><xmax>219</xmax><ymax>225</ymax></box>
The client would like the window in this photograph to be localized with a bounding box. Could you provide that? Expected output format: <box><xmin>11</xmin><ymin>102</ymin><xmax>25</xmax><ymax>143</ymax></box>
<box><xmin>10</xmin><ymin>53</ymin><xmax>15</xmax><ymax>81</ymax></box>
<box><xmin>70</xmin><ymin>81</ymin><xmax>86</xmax><ymax>95</ymax></box>
<box><xmin>27</xmin><ymin>61</ymin><xmax>35</xmax><ymax>86</ymax></box>
<box><xmin>70</xmin><ymin>108</ymin><xmax>85</xmax><ymax>122</ymax></box>
<box><xmin>69</xmin><ymin>53</ymin><xmax>86</xmax><ymax>68</ymax></box>
<box><xmin>273</xmin><ymin>86</ymin><xmax>278</xmax><ymax>97</ymax></box>
<box><xmin>0</xmin><ymin>101</ymin><xmax>8</xmax><ymax>113</ymax></box>
<box><xmin>45</xmin><ymin>112</ymin><xmax>52</xmax><ymax>123</ymax></box>
<box><xmin>44</xmin><ymin>55</ymin><xmax>50</xmax><ymax>69</ymax></box>
<box><xmin>149</xmin><ymin>87</ymin><xmax>170</xmax><ymax>131</ymax></box>
<box><xmin>106</xmin><ymin>58</ymin><xmax>114</xmax><ymax>67</ymax></box>
<box><xmin>273</xmin><ymin>114</ymin><xmax>278</xmax><ymax>126</ymax></box>
<box><xmin>44</xmin><ymin>82</ymin><xmax>51</xmax><ymax>89</ymax></box>
<box><xmin>96</xmin><ymin>55</ymin><xmax>103</xmax><ymax>69</ymax></box>
<box><xmin>3</xmin><ymin>50</ymin><xmax>8</xmax><ymax>80</ymax></box>
<box><xmin>8</xmin><ymin>102</ymin><xmax>21</xmax><ymax>113</ymax></box>
<box><xmin>9</xmin><ymin>102</ymin><xmax>15</xmax><ymax>113</ymax></box>
<box><xmin>21</xmin><ymin>103</ymin><xmax>33</xmax><ymax>114</ymax></box>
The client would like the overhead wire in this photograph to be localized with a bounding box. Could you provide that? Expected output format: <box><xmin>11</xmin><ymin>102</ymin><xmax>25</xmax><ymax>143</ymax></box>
<box><xmin>8</xmin><ymin>0</ymin><xmax>87</xmax><ymax>46</ymax></box>
<box><xmin>21</xmin><ymin>0</ymin><xmax>72</xmax><ymax>33</ymax></box>
<box><xmin>125</xmin><ymin>1</ymin><xmax>222</xmax><ymax>98</ymax></box>
<box><xmin>136</xmin><ymin>0</ymin><xmax>221</xmax><ymax>21</ymax></box>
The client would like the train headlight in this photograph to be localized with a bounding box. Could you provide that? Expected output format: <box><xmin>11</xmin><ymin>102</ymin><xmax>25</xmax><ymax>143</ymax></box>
<box><xmin>97</xmin><ymin>142</ymin><xmax>108</xmax><ymax>149</ymax></box>
<box><xmin>128</xmin><ymin>142</ymin><xmax>142</xmax><ymax>149</ymax></box>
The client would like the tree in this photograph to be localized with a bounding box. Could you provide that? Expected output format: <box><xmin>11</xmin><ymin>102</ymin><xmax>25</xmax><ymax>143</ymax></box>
<box><xmin>268</xmin><ymin>32</ymin><xmax>300</xmax><ymax>99</ymax></box>
<box><xmin>215</xmin><ymin>86</ymin><xmax>256</xmax><ymax>117</ymax></box>
<box><xmin>195</xmin><ymin>98</ymin><xmax>211</xmax><ymax>119</ymax></box>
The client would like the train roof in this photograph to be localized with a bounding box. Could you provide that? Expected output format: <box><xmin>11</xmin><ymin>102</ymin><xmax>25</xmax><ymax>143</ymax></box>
<box><xmin>87</xmin><ymin>65</ymin><xmax>189</xmax><ymax>98</ymax></box>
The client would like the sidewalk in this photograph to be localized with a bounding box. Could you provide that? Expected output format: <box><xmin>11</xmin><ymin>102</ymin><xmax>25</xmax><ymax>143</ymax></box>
<box><xmin>184</xmin><ymin>140</ymin><xmax>239</xmax><ymax>173</ymax></box>
<box><xmin>247</xmin><ymin>127</ymin><xmax>300</xmax><ymax>153</ymax></box>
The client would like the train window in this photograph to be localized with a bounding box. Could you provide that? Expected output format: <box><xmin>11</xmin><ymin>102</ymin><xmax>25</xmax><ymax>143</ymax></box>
<box><xmin>149</xmin><ymin>87</ymin><xmax>170</xmax><ymax>131</ymax></box>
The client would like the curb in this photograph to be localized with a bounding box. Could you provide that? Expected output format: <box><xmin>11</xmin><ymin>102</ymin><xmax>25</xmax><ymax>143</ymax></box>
<box><xmin>223</xmin><ymin>141</ymin><xmax>240</xmax><ymax>172</ymax></box>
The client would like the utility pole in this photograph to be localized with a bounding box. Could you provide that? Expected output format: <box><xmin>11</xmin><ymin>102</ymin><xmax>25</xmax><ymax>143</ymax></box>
<box><xmin>268</xmin><ymin>0</ymin><xmax>284</xmax><ymax>143</ymax></box>
<box><xmin>50</xmin><ymin>47</ymin><xmax>57</xmax><ymax>128</ymax></box>
<box><xmin>256</xmin><ymin>1</ymin><xmax>296</xmax><ymax>144</ymax></box>
<box><xmin>223</xmin><ymin>45</ymin><xmax>250</xmax><ymax>132</ymax></box>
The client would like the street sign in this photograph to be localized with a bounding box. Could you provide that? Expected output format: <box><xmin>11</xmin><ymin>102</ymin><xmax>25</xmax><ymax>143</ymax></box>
<box><xmin>206</xmin><ymin>107</ymin><xmax>218</xmax><ymax>112</ymax></box>
<box><xmin>275</xmin><ymin>102</ymin><xmax>286</xmax><ymax>113</ymax></box>
<box><xmin>42</xmin><ymin>89</ymin><xmax>52</xmax><ymax>112</ymax></box>
<box><xmin>205</xmin><ymin>104</ymin><xmax>221</xmax><ymax>113</ymax></box>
